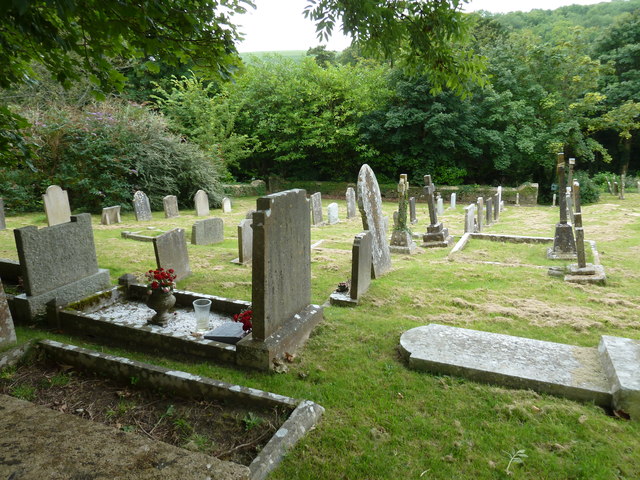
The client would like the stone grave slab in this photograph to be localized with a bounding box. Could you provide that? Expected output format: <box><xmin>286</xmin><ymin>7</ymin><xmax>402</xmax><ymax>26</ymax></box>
<box><xmin>222</xmin><ymin>197</ymin><xmax>232</xmax><ymax>213</ymax></box>
<box><xmin>330</xmin><ymin>231</ymin><xmax>372</xmax><ymax>307</ymax></box>
<box><xmin>346</xmin><ymin>187</ymin><xmax>357</xmax><ymax>219</ymax></box>
<box><xmin>231</xmin><ymin>219</ymin><xmax>253</xmax><ymax>265</ymax></box>
<box><xmin>310</xmin><ymin>192</ymin><xmax>324</xmax><ymax>226</ymax></box>
<box><xmin>598</xmin><ymin>336</ymin><xmax>640</xmax><ymax>419</ymax></box>
<box><xmin>205</xmin><ymin>322</ymin><xmax>246</xmax><ymax>344</ymax></box>
<box><xmin>327</xmin><ymin>203</ymin><xmax>339</xmax><ymax>225</ymax></box>
<box><xmin>132</xmin><ymin>190</ymin><xmax>152</xmax><ymax>222</ymax></box>
<box><xmin>121</xmin><ymin>227</ymin><xmax>167</xmax><ymax>242</ymax></box>
<box><xmin>43</xmin><ymin>185</ymin><xmax>71</xmax><ymax>226</ymax></box>
<box><xmin>194</xmin><ymin>190</ymin><xmax>210</xmax><ymax>217</ymax></box>
<box><xmin>0</xmin><ymin>279</ymin><xmax>16</xmax><ymax>346</ymax></box>
<box><xmin>191</xmin><ymin>218</ymin><xmax>223</xmax><ymax>245</ymax></box>
<box><xmin>163</xmin><ymin>195</ymin><xmax>180</xmax><ymax>219</ymax></box>
<box><xmin>153</xmin><ymin>228</ymin><xmax>191</xmax><ymax>281</ymax></box>
<box><xmin>100</xmin><ymin>206</ymin><xmax>121</xmax><ymax>225</ymax></box>
<box><xmin>0</xmin><ymin>198</ymin><xmax>6</xmax><ymax>231</ymax></box>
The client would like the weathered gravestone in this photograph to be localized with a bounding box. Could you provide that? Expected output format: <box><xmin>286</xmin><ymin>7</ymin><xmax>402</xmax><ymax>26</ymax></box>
<box><xmin>191</xmin><ymin>218</ymin><xmax>223</xmax><ymax>245</ymax></box>
<box><xmin>390</xmin><ymin>174</ymin><xmax>417</xmax><ymax>254</ymax></box>
<box><xmin>493</xmin><ymin>193</ymin><xmax>500</xmax><ymax>222</ymax></box>
<box><xmin>194</xmin><ymin>190</ymin><xmax>210</xmax><ymax>217</ymax></box>
<box><xmin>43</xmin><ymin>185</ymin><xmax>71</xmax><ymax>227</ymax></box>
<box><xmin>357</xmin><ymin>164</ymin><xmax>392</xmax><ymax>278</ymax></box>
<box><xmin>163</xmin><ymin>195</ymin><xmax>180</xmax><ymax>219</ymax></box>
<box><xmin>497</xmin><ymin>186</ymin><xmax>503</xmax><ymax>212</ymax></box>
<box><xmin>552</xmin><ymin>193</ymin><xmax>557</xmax><ymax>207</ymax></box>
<box><xmin>222</xmin><ymin>197</ymin><xmax>232</xmax><ymax>213</ymax></box>
<box><xmin>310</xmin><ymin>192</ymin><xmax>324</xmax><ymax>226</ymax></box>
<box><xmin>548</xmin><ymin>153</ymin><xmax>577</xmax><ymax>260</ymax></box>
<box><xmin>450</xmin><ymin>193</ymin><xmax>457</xmax><ymax>209</ymax></box>
<box><xmin>153</xmin><ymin>228</ymin><xmax>191</xmax><ymax>281</ymax></box>
<box><xmin>236</xmin><ymin>189</ymin><xmax>323</xmax><ymax>370</ymax></box>
<box><xmin>476</xmin><ymin>197</ymin><xmax>484</xmax><ymax>232</ymax></box>
<box><xmin>464</xmin><ymin>204</ymin><xmax>477</xmax><ymax>233</ymax></box>
<box><xmin>409</xmin><ymin>197</ymin><xmax>417</xmax><ymax>224</ymax></box>
<box><xmin>566</xmin><ymin>187</ymin><xmax>574</xmax><ymax>224</ymax></box>
<box><xmin>327</xmin><ymin>203</ymin><xmax>339</xmax><ymax>225</ymax></box>
<box><xmin>0</xmin><ymin>198</ymin><xmax>6</xmax><ymax>231</ymax></box>
<box><xmin>421</xmin><ymin>175</ymin><xmax>453</xmax><ymax>248</ymax></box>
<box><xmin>436</xmin><ymin>195</ymin><xmax>444</xmax><ymax>216</ymax></box>
<box><xmin>485</xmin><ymin>197</ymin><xmax>493</xmax><ymax>226</ymax></box>
<box><xmin>345</xmin><ymin>187</ymin><xmax>357</xmax><ymax>219</ymax></box>
<box><xmin>515</xmin><ymin>193</ymin><xmax>520</xmax><ymax>207</ymax></box>
<box><xmin>132</xmin><ymin>191</ymin><xmax>152</xmax><ymax>222</ymax></box>
<box><xmin>0</xmin><ymin>278</ymin><xmax>16</xmax><ymax>347</ymax></box>
<box><xmin>329</xmin><ymin>231</ymin><xmax>372</xmax><ymax>307</ymax></box>
<box><xmin>12</xmin><ymin>214</ymin><xmax>111</xmax><ymax>320</ymax></box>
<box><xmin>231</xmin><ymin>218</ymin><xmax>253</xmax><ymax>265</ymax></box>
<box><xmin>100</xmin><ymin>206</ymin><xmax>121</xmax><ymax>225</ymax></box>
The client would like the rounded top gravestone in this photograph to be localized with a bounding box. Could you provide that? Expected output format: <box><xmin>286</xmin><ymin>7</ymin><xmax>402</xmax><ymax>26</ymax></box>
<box><xmin>356</xmin><ymin>164</ymin><xmax>391</xmax><ymax>279</ymax></box>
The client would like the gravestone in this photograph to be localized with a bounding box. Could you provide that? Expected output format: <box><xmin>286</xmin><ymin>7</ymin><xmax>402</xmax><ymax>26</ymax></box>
<box><xmin>231</xmin><ymin>218</ymin><xmax>253</xmax><ymax>265</ymax></box>
<box><xmin>236</xmin><ymin>189</ymin><xmax>323</xmax><ymax>370</ymax></box>
<box><xmin>153</xmin><ymin>228</ymin><xmax>191</xmax><ymax>281</ymax></box>
<box><xmin>493</xmin><ymin>193</ymin><xmax>500</xmax><ymax>222</ymax></box>
<box><xmin>552</xmin><ymin>193</ymin><xmax>557</xmax><ymax>207</ymax></box>
<box><xmin>357</xmin><ymin>164</ymin><xmax>392</xmax><ymax>277</ymax></box>
<box><xmin>450</xmin><ymin>193</ymin><xmax>457</xmax><ymax>209</ymax></box>
<box><xmin>436</xmin><ymin>195</ymin><xmax>444</xmax><ymax>216</ymax></box>
<box><xmin>329</xmin><ymin>231</ymin><xmax>372</xmax><ymax>307</ymax></box>
<box><xmin>548</xmin><ymin>153</ymin><xmax>577</xmax><ymax>260</ymax></box>
<box><xmin>194</xmin><ymin>190</ymin><xmax>210</xmax><ymax>217</ymax></box>
<box><xmin>409</xmin><ymin>197</ymin><xmax>417</xmax><ymax>224</ymax></box>
<box><xmin>345</xmin><ymin>187</ymin><xmax>357</xmax><ymax>219</ymax></box>
<box><xmin>568</xmin><ymin>158</ymin><xmax>576</xmax><ymax>204</ymax></box>
<box><xmin>12</xmin><ymin>214</ymin><xmax>110</xmax><ymax>319</ymax></box>
<box><xmin>464</xmin><ymin>204</ymin><xmax>476</xmax><ymax>233</ymax></box>
<box><xmin>327</xmin><ymin>203</ymin><xmax>339</xmax><ymax>225</ymax></box>
<box><xmin>566</xmin><ymin>187</ymin><xmax>574</xmax><ymax>224</ymax></box>
<box><xmin>0</xmin><ymin>198</ymin><xmax>6</xmax><ymax>231</ymax></box>
<box><xmin>476</xmin><ymin>197</ymin><xmax>484</xmax><ymax>232</ymax></box>
<box><xmin>191</xmin><ymin>218</ymin><xmax>223</xmax><ymax>245</ymax></box>
<box><xmin>421</xmin><ymin>175</ymin><xmax>453</xmax><ymax>248</ymax></box>
<box><xmin>132</xmin><ymin>191</ymin><xmax>152</xmax><ymax>222</ymax></box>
<box><xmin>0</xmin><ymin>279</ymin><xmax>16</xmax><ymax>347</ymax></box>
<box><xmin>222</xmin><ymin>197</ymin><xmax>232</xmax><ymax>213</ymax></box>
<box><xmin>515</xmin><ymin>193</ymin><xmax>520</xmax><ymax>206</ymax></box>
<box><xmin>43</xmin><ymin>185</ymin><xmax>71</xmax><ymax>226</ymax></box>
<box><xmin>100</xmin><ymin>206</ymin><xmax>121</xmax><ymax>225</ymax></box>
<box><xmin>485</xmin><ymin>197</ymin><xmax>493</xmax><ymax>226</ymax></box>
<box><xmin>310</xmin><ymin>192</ymin><xmax>324</xmax><ymax>226</ymax></box>
<box><xmin>390</xmin><ymin>174</ymin><xmax>417</xmax><ymax>254</ymax></box>
<box><xmin>163</xmin><ymin>195</ymin><xmax>180</xmax><ymax>219</ymax></box>
<box><xmin>497</xmin><ymin>186</ymin><xmax>503</xmax><ymax>212</ymax></box>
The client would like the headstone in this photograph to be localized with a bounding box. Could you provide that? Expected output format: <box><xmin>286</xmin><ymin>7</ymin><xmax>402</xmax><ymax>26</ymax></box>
<box><xmin>568</xmin><ymin>158</ymin><xmax>576</xmax><ymax>204</ymax></box>
<box><xmin>0</xmin><ymin>278</ymin><xmax>16</xmax><ymax>347</ymax></box>
<box><xmin>132</xmin><ymin>190</ymin><xmax>152</xmax><ymax>222</ymax></box>
<box><xmin>390</xmin><ymin>174</ymin><xmax>417</xmax><ymax>254</ymax></box>
<box><xmin>232</xmin><ymin>218</ymin><xmax>253</xmax><ymax>265</ymax></box>
<box><xmin>566</xmin><ymin>187</ymin><xmax>574</xmax><ymax>225</ymax></box>
<box><xmin>222</xmin><ymin>197</ymin><xmax>232</xmax><ymax>213</ymax></box>
<box><xmin>100</xmin><ymin>206</ymin><xmax>121</xmax><ymax>225</ymax></box>
<box><xmin>497</xmin><ymin>186</ymin><xmax>503</xmax><ymax>212</ymax></box>
<box><xmin>493</xmin><ymin>193</ymin><xmax>500</xmax><ymax>222</ymax></box>
<box><xmin>436</xmin><ymin>195</ymin><xmax>444</xmax><ymax>215</ymax></box>
<box><xmin>464</xmin><ymin>204</ymin><xmax>476</xmax><ymax>233</ymax></box>
<box><xmin>548</xmin><ymin>153</ymin><xmax>577</xmax><ymax>260</ymax></box>
<box><xmin>194</xmin><ymin>190</ymin><xmax>210</xmax><ymax>217</ymax></box>
<box><xmin>476</xmin><ymin>197</ymin><xmax>484</xmax><ymax>232</ymax></box>
<box><xmin>43</xmin><ymin>185</ymin><xmax>71</xmax><ymax>226</ymax></box>
<box><xmin>515</xmin><ymin>193</ymin><xmax>520</xmax><ymax>206</ymax></box>
<box><xmin>0</xmin><ymin>198</ymin><xmax>6</xmax><ymax>231</ymax></box>
<box><xmin>12</xmin><ymin>214</ymin><xmax>111</xmax><ymax>318</ymax></box>
<box><xmin>552</xmin><ymin>193</ymin><xmax>557</xmax><ymax>207</ymax></box>
<box><xmin>357</xmin><ymin>164</ymin><xmax>392</xmax><ymax>278</ymax></box>
<box><xmin>450</xmin><ymin>193</ymin><xmax>457</xmax><ymax>209</ymax></box>
<box><xmin>345</xmin><ymin>187</ymin><xmax>357</xmax><ymax>219</ymax></box>
<box><xmin>191</xmin><ymin>218</ymin><xmax>223</xmax><ymax>245</ymax></box>
<box><xmin>153</xmin><ymin>228</ymin><xmax>191</xmax><ymax>281</ymax></box>
<box><xmin>327</xmin><ymin>203</ymin><xmax>339</xmax><ymax>225</ymax></box>
<box><xmin>421</xmin><ymin>175</ymin><xmax>453</xmax><ymax>248</ymax></box>
<box><xmin>485</xmin><ymin>197</ymin><xmax>493</xmax><ymax>225</ymax></box>
<box><xmin>350</xmin><ymin>232</ymin><xmax>372</xmax><ymax>300</ymax></box>
<box><xmin>409</xmin><ymin>197</ymin><xmax>417</xmax><ymax>224</ymax></box>
<box><xmin>310</xmin><ymin>192</ymin><xmax>324</xmax><ymax>226</ymax></box>
<box><xmin>163</xmin><ymin>195</ymin><xmax>179</xmax><ymax>219</ymax></box>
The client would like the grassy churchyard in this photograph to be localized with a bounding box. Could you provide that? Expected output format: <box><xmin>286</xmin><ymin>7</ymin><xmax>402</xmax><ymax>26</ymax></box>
<box><xmin>1</xmin><ymin>191</ymin><xmax>639</xmax><ymax>479</ymax></box>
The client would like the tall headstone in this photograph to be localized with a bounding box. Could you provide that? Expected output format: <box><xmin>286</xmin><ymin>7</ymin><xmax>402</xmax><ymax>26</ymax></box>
<box><xmin>163</xmin><ymin>195</ymin><xmax>180</xmax><ymax>219</ymax></box>
<box><xmin>409</xmin><ymin>197</ymin><xmax>417</xmax><ymax>224</ymax></box>
<box><xmin>566</xmin><ymin>187</ymin><xmax>574</xmax><ymax>225</ymax></box>
<box><xmin>153</xmin><ymin>228</ymin><xmax>191</xmax><ymax>281</ymax></box>
<box><xmin>327</xmin><ymin>203</ymin><xmax>339</xmax><ymax>225</ymax></box>
<box><xmin>515</xmin><ymin>193</ymin><xmax>520</xmax><ymax>207</ymax></box>
<box><xmin>548</xmin><ymin>153</ymin><xmax>577</xmax><ymax>260</ymax></box>
<box><xmin>345</xmin><ymin>187</ymin><xmax>357</xmax><ymax>219</ymax></box>
<box><xmin>493</xmin><ymin>193</ymin><xmax>500</xmax><ymax>222</ymax></box>
<box><xmin>464</xmin><ymin>204</ymin><xmax>477</xmax><ymax>233</ymax></box>
<box><xmin>0</xmin><ymin>198</ymin><xmax>6</xmax><ymax>231</ymax></box>
<box><xmin>351</xmin><ymin>231</ymin><xmax>372</xmax><ymax>300</ymax></box>
<box><xmin>0</xmin><ymin>278</ymin><xmax>16</xmax><ymax>347</ymax></box>
<box><xmin>194</xmin><ymin>190</ymin><xmax>210</xmax><ymax>217</ymax></box>
<box><xmin>421</xmin><ymin>175</ymin><xmax>453</xmax><ymax>248</ymax></box>
<box><xmin>132</xmin><ymin>190</ymin><xmax>152</xmax><ymax>222</ymax></box>
<box><xmin>191</xmin><ymin>218</ymin><xmax>223</xmax><ymax>245</ymax></box>
<box><xmin>552</xmin><ymin>193</ymin><xmax>557</xmax><ymax>207</ymax></box>
<box><xmin>568</xmin><ymin>158</ymin><xmax>576</xmax><ymax>204</ymax></box>
<box><xmin>436</xmin><ymin>195</ymin><xmax>445</xmax><ymax>216</ymax></box>
<box><xmin>232</xmin><ymin>218</ymin><xmax>253</xmax><ymax>265</ymax></box>
<box><xmin>390</xmin><ymin>174</ymin><xmax>417</xmax><ymax>254</ymax></box>
<box><xmin>222</xmin><ymin>197</ymin><xmax>232</xmax><ymax>213</ymax></box>
<box><xmin>357</xmin><ymin>164</ymin><xmax>392</xmax><ymax>278</ymax></box>
<box><xmin>485</xmin><ymin>197</ymin><xmax>493</xmax><ymax>226</ymax></box>
<box><xmin>310</xmin><ymin>192</ymin><xmax>324</xmax><ymax>226</ymax></box>
<box><xmin>43</xmin><ymin>185</ymin><xmax>71</xmax><ymax>226</ymax></box>
<box><xmin>476</xmin><ymin>197</ymin><xmax>484</xmax><ymax>232</ymax></box>
<box><xmin>450</xmin><ymin>193</ymin><xmax>457</xmax><ymax>209</ymax></box>
<box><xmin>100</xmin><ymin>206</ymin><xmax>121</xmax><ymax>225</ymax></box>
<box><xmin>497</xmin><ymin>186</ymin><xmax>503</xmax><ymax>212</ymax></box>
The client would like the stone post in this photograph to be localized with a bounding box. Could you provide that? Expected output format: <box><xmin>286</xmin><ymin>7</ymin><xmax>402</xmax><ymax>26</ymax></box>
<box><xmin>493</xmin><ymin>193</ymin><xmax>500</xmax><ymax>222</ymax></box>
<box><xmin>568</xmin><ymin>158</ymin><xmax>575</xmax><ymax>205</ymax></box>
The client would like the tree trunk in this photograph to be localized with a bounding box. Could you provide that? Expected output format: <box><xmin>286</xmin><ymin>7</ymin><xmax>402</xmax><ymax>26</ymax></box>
<box><xmin>619</xmin><ymin>136</ymin><xmax>631</xmax><ymax>200</ymax></box>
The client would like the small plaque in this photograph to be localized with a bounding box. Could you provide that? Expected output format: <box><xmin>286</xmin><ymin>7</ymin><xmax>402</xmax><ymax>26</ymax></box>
<box><xmin>204</xmin><ymin>322</ymin><xmax>246</xmax><ymax>344</ymax></box>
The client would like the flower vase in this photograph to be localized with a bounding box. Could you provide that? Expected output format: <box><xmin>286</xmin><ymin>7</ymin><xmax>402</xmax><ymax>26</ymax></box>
<box><xmin>146</xmin><ymin>290</ymin><xmax>176</xmax><ymax>326</ymax></box>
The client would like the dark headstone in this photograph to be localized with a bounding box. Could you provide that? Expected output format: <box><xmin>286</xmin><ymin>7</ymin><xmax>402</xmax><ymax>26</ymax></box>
<box><xmin>100</xmin><ymin>206</ymin><xmax>121</xmax><ymax>225</ymax></box>
<box><xmin>310</xmin><ymin>192</ymin><xmax>323</xmax><ymax>226</ymax></box>
<box><xmin>409</xmin><ymin>197</ymin><xmax>417</xmax><ymax>224</ymax></box>
<box><xmin>0</xmin><ymin>198</ymin><xmax>6</xmax><ymax>231</ymax></box>
<box><xmin>346</xmin><ymin>187</ymin><xmax>357</xmax><ymax>219</ymax></box>
<box><xmin>191</xmin><ymin>218</ymin><xmax>223</xmax><ymax>245</ymax></box>
<box><xmin>548</xmin><ymin>153</ymin><xmax>577</xmax><ymax>260</ymax></box>
<box><xmin>153</xmin><ymin>228</ymin><xmax>191</xmax><ymax>281</ymax></box>
<box><xmin>163</xmin><ymin>195</ymin><xmax>180</xmax><ymax>219</ymax></box>
<box><xmin>43</xmin><ymin>185</ymin><xmax>71</xmax><ymax>226</ymax></box>
<box><xmin>0</xmin><ymin>279</ymin><xmax>16</xmax><ymax>347</ymax></box>
<box><xmin>132</xmin><ymin>191</ymin><xmax>152</xmax><ymax>222</ymax></box>
<box><xmin>204</xmin><ymin>322</ymin><xmax>246</xmax><ymax>344</ymax></box>
<box><xmin>194</xmin><ymin>190</ymin><xmax>209</xmax><ymax>217</ymax></box>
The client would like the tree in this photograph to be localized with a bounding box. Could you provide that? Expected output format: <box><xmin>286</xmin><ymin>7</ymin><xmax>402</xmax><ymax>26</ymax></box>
<box><xmin>307</xmin><ymin>46</ymin><xmax>337</xmax><ymax>68</ymax></box>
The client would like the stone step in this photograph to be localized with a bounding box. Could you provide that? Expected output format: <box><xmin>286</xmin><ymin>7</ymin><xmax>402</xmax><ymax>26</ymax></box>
<box><xmin>598</xmin><ymin>335</ymin><xmax>640</xmax><ymax>418</ymax></box>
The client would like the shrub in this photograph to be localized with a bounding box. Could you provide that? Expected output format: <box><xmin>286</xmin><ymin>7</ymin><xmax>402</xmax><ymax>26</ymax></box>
<box><xmin>572</xmin><ymin>171</ymin><xmax>600</xmax><ymax>204</ymax></box>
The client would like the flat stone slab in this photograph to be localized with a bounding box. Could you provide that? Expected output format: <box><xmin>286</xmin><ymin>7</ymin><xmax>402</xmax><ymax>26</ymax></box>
<box><xmin>205</xmin><ymin>322</ymin><xmax>247</xmax><ymax>344</ymax></box>
<box><xmin>400</xmin><ymin>324</ymin><xmax>611</xmax><ymax>406</ymax></box>
<box><xmin>329</xmin><ymin>291</ymin><xmax>358</xmax><ymax>307</ymax></box>
<box><xmin>598</xmin><ymin>335</ymin><xmax>640</xmax><ymax>418</ymax></box>
<box><xmin>565</xmin><ymin>264</ymin><xmax>606</xmax><ymax>285</ymax></box>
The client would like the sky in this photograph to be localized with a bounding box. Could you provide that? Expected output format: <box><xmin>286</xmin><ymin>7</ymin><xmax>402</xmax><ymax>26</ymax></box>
<box><xmin>236</xmin><ymin>0</ymin><xmax>611</xmax><ymax>53</ymax></box>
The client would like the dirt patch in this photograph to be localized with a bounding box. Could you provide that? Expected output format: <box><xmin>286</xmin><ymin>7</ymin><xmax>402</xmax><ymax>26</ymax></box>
<box><xmin>0</xmin><ymin>355</ymin><xmax>285</xmax><ymax>466</ymax></box>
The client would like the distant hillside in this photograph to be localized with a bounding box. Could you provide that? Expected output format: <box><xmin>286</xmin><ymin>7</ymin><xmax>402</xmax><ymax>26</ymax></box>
<box><xmin>240</xmin><ymin>50</ymin><xmax>307</xmax><ymax>64</ymax></box>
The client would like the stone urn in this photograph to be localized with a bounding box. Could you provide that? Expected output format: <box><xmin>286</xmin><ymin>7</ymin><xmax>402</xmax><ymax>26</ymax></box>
<box><xmin>146</xmin><ymin>290</ymin><xmax>176</xmax><ymax>326</ymax></box>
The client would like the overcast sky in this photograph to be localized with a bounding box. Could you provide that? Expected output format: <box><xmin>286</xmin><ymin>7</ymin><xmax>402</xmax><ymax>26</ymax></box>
<box><xmin>236</xmin><ymin>0</ymin><xmax>610</xmax><ymax>52</ymax></box>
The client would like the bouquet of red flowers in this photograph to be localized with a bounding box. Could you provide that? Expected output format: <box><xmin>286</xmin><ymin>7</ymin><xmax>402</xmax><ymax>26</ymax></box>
<box><xmin>145</xmin><ymin>267</ymin><xmax>176</xmax><ymax>294</ymax></box>
<box><xmin>233</xmin><ymin>308</ymin><xmax>253</xmax><ymax>332</ymax></box>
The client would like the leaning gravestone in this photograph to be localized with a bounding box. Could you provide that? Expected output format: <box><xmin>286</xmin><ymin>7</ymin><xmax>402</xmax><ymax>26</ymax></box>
<box><xmin>194</xmin><ymin>190</ymin><xmax>210</xmax><ymax>217</ymax></box>
<box><xmin>132</xmin><ymin>191</ymin><xmax>152</xmax><ymax>222</ymax></box>
<box><xmin>153</xmin><ymin>228</ymin><xmax>191</xmax><ymax>281</ymax></box>
<box><xmin>357</xmin><ymin>164</ymin><xmax>392</xmax><ymax>278</ymax></box>
<box><xmin>191</xmin><ymin>218</ymin><xmax>223</xmax><ymax>245</ymax></box>
<box><xmin>12</xmin><ymin>214</ymin><xmax>111</xmax><ymax>319</ymax></box>
<box><xmin>329</xmin><ymin>231</ymin><xmax>372</xmax><ymax>307</ymax></box>
<box><xmin>100</xmin><ymin>206</ymin><xmax>121</xmax><ymax>225</ymax></box>
<box><xmin>222</xmin><ymin>197</ymin><xmax>232</xmax><ymax>213</ymax></box>
<box><xmin>231</xmin><ymin>218</ymin><xmax>253</xmax><ymax>265</ymax></box>
<box><xmin>163</xmin><ymin>195</ymin><xmax>180</xmax><ymax>219</ymax></box>
<box><xmin>421</xmin><ymin>175</ymin><xmax>453</xmax><ymax>248</ymax></box>
<box><xmin>0</xmin><ymin>278</ymin><xmax>16</xmax><ymax>347</ymax></box>
<box><xmin>345</xmin><ymin>187</ymin><xmax>357</xmax><ymax>219</ymax></box>
<box><xmin>548</xmin><ymin>153</ymin><xmax>577</xmax><ymax>260</ymax></box>
<box><xmin>43</xmin><ymin>185</ymin><xmax>71</xmax><ymax>227</ymax></box>
<box><xmin>327</xmin><ymin>203</ymin><xmax>339</xmax><ymax>225</ymax></box>
<box><xmin>310</xmin><ymin>192</ymin><xmax>324</xmax><ymax>226</ymax></box>
<box><xmin>236</xmin><ymin>189</ymin><xmax>323</xmax><ymax>370</ymax></box>
<box><xmin>0</xmin><ymin>198</ymin><xmax>6</xmax><ymax>231</ymax></box>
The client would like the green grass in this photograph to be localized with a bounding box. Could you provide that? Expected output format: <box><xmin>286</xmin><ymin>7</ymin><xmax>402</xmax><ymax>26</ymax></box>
<box><xmin>2</xmin><ymin>193</ymin><xmax>640</xmax><ymax>479</ymax></box>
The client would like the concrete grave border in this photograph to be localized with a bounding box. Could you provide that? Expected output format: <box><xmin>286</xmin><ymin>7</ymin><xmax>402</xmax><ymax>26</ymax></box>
<box><xmin>121</xmin><ymin>227</ymin><xmax>168</xmax><ymax>242</ymax></box>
